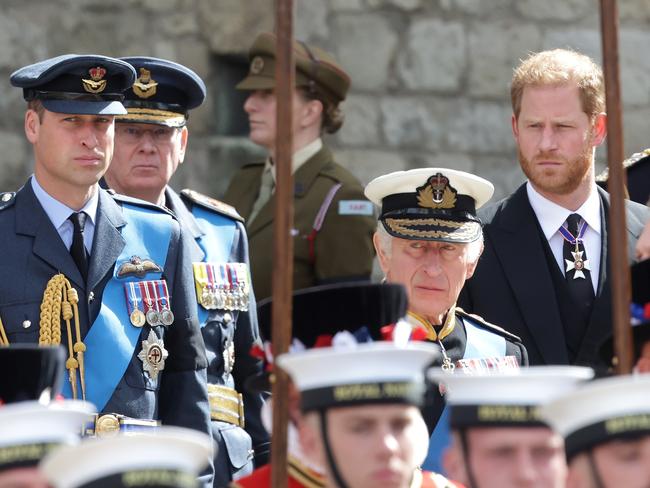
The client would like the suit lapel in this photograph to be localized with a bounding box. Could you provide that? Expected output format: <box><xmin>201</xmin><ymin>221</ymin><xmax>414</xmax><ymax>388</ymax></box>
<box><xmin>15</xmin><ymin>180</ymin><xmax>86</xmax><ymax>289</ymax></box>
<box><xmin>86</xmin><ymin>190</ymin><xmax>126</xmax><ymax>293</ymax></box>
<box><xmin>487</xmin><ymin>185</ymin><xmax>570</xmax><ymax>364</ymax></box>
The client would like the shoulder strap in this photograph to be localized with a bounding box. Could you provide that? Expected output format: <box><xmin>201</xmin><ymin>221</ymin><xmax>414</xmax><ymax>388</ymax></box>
<box><xmin>456</xmin><ymin>307</ymin><xmax>523</xmax><ymax>343</ymax></box>
<box><xmin>181</xmin><ymin>189</ymin><xmax>243</xmax><ymax>223</ymax></box>
<box><xmin>0</xmin><ymin>192</ymin><xmax>16</xmax><ymax>211</ymax></box>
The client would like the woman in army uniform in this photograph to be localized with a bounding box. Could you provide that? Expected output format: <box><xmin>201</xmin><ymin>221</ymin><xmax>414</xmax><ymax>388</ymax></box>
<box><xmin>223</xmin><ymin>32</ymin><xmax>376</xmax><ymax>300</ymax></box>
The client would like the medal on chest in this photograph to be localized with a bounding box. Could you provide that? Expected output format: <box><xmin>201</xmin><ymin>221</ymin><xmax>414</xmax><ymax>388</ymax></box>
<box><xmin>127</xmin><ymin>282</ymin><xmax>146</xmax><ymax>327</ymax></box>
<box><xmin>138</xmin><ymin>330</ymin><xmax>168</xmax><ymax>380</ymax></box>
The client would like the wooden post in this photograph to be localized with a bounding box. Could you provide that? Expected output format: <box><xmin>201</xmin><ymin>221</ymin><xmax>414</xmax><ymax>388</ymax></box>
<box><xmin>271</xmin><ymin>1</ymin><xmax>295</xmax><ymax>487</ymax></box>
<box><xmin>600</xmin><ymin>0</ymin><xmax>634</xmax><ymax>374</ymax></box>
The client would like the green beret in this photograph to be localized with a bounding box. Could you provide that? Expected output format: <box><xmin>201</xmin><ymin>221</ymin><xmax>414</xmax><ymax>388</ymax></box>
<box><xmin>236</xmin><ymin>32</ymin><xmax>350</xmax><ymax>103</ymax></box>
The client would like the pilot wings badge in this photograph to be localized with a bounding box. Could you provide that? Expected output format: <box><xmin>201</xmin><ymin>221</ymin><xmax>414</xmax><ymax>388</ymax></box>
<box><xmin>117</xmin><ymin>256</ymin><xmax>163</xmax><ymax>278</ymax></box>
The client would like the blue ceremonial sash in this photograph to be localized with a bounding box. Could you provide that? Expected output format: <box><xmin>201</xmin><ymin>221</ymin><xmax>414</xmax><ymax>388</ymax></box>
<box><xmin>62</xmin><ymin>204</ymin><xmax>173</xmax><ymax>411</ymax></box>
<box><xmin>422</xmin><ymin>317</ymin><xmax>507</xmax><ymax>473</ymax></box>
<box><xmin>190</xmin><ymin>206</ymin><xmax>237</xmax><ymax>327</ymax></box>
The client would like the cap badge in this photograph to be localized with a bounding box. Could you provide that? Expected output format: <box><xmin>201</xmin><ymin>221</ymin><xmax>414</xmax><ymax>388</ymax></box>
<box><xmin>138</xmin><ymin>330</ymin><xmax>168</xmax><ymax>380</ymax></box>
<box><xmin>416</xmin><ymin>173</ymin><xmax>457</xmax><ymax>209</ymax></box>
<box><xmin>250</xmin><ymin>56</ymin><xmax>265</xmax><ymax>75</ymax></box>
<box><xmin>133</xmin><ymin>68</ymin><xmax>158</xmax><ymax>99</ymax></box>
<box><xmin>82</xmin><ymin>66</ymin><xmax>107</xmax><ymax>94</ymax></box>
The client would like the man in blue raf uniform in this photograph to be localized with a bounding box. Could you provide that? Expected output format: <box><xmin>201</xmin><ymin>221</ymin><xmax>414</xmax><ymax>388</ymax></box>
<box><xmin>103</xmin><ymin>57</ymin><xmax>269</xmax><ymax>486</ymax></box>
<box><xmin>2</xmin><ymin>54</ymin><xmax>212</xmax><ymax>455</ymax></box>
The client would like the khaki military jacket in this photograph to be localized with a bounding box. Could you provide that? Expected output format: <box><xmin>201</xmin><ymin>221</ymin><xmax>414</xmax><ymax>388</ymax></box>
<box><xmin>223</xmin><ymin>146</ymin><xmax>375</xmax><ymax>299</ymax></box>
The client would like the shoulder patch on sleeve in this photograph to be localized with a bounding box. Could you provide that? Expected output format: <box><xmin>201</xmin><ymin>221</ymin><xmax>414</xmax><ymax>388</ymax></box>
<box><xmin>110</xmin><ymin>191</ymin><xmax>175</xmax><ymax>218</ymax></box>
<box><xmin>0</xmin><ymin>192</ymin><xmax>16</xmax><ymax>210</ymax></box>
<box><xmin>456</xmin><ymin>307</ymin><xmax>523</xmax><ymax>343</ymax></box>
<box><xmin>180</xmin><ymin>189</ymin><xmax>244</xmax><ymax>223</ymax></box>
<box><xmin>338</xmin><ymin>199</ymin><xmax>374</xmax><ymax>216</ymax></box>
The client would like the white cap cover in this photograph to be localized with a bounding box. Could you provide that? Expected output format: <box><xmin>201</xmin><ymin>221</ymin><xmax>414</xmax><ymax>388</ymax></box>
<box><xmin>277</xmin><ymin>342</ymin><xmax>441</xmax><ymax>411</ymax></box>
<box><xmin>41</xmin><ymin>426</ymin><xmax>213</xmax><ymax>488</ymax></box>
<box><xmin>539</xmin><ymin>374</ymin><xmax>650</xmax><ymax>460</ymax></box>
<box><xmin>365</xmin><ymin>168</ymin><xmax>494</xmax><ymax>243</ymax></box>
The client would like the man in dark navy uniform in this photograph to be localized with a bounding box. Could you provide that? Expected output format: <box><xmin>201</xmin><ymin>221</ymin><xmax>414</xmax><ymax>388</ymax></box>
<box><xmin>365</xmin><ymin>167</ymin><xmax>528</xmax><ymax>472</ymax></box>
<box><xmin>103</xmin><ymin>57</ymin><xmax>268</xmax><ymax>486</ymax></box>
<box><xmin>1</xmin><ymin>55</ymin><xmax>211</xmax><ymax>457</ymax></box>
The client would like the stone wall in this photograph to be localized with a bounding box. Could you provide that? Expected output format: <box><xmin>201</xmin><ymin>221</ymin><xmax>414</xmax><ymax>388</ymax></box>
<box><xmin>1</xmin><ymin>0</ymin><xmax>649</xmax><ymax>201</ymax></box>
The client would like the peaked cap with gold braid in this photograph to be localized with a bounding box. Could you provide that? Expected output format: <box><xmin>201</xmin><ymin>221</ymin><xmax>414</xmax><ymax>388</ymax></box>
<box><xmin>365</xmin><ymin>168</ymin><xmax>494</xmax><ymax>243</ymax></box>
<box><xmin>118</xmin><ymin>57</ymin><xmax>206</xmax><ymax>128</ymax></box>
<box><xmin>10</xmin><ymin>54</ymin><xmax>135</xmax><ymax>115</ymax></box>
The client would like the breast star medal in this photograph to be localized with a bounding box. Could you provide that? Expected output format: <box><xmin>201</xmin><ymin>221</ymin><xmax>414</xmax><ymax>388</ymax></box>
<box><xmin>138</xmin><ymin>330</ymin><xmax>168</xmax><ymax>380</ymax></box>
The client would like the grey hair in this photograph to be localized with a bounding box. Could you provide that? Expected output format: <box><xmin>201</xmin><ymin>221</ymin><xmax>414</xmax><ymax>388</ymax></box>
<box><xmin>375</xmin><ymin>222</ymin><xmax>483</xmax><ymax>263</ymax></box>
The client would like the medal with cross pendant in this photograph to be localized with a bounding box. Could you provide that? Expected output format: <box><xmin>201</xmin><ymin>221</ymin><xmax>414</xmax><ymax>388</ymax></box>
<box><xmin>565</xmin><ymin>240</ymin><xmax>591</xmax><ymax>280</ymax></box>
<box><xmin>559</xmin><ymin>219</ymin><xmax>590</xmax><ymax>280</ymax></box>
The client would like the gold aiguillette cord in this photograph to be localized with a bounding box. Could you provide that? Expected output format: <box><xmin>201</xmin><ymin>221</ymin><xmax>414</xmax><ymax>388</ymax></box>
<box><xmin>39</xmin><ymin>273</ymin><xmax>86</xmax><ymax>400</ymax></box>
<box><xmin>0</xmin><ymin>316</ymin><xmax>8</xmax><ymax>346</ymax></box>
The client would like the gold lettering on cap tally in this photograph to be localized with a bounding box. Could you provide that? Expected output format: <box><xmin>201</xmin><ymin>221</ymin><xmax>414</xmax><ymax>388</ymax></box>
<box><xmin>605</xmin><ymin>414</ymin><xmax>650</xmax><ymax>434</ymax></box>
<box><xmin>477</xmin><ymin>405</ymin><xmax>541</xmax><ymax>423</ymax></box>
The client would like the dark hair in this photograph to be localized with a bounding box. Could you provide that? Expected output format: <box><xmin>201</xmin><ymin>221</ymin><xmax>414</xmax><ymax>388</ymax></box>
<box><xmin>298</xmin><ymin>86</ymin><xmax>345</xmax><ymax>134</ymax></box>
<box><xmin>27</xmin><ymin>99</ymin><xmax>45</xmax><ymax>122</ymax></box>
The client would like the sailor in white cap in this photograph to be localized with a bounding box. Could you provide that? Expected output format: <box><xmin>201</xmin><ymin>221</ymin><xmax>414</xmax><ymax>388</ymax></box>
<box><xmin>430</xmin><ymin>366</ymin><xmax>593</xmax><ymax>488</ymax></box>
<box><xmin>233</xmin><ymin>282</ymin><xmax>412</xmax><ymax>488</ymax></box>
<box><xmin>278</xmin><ymin>340</ymin><xmax>463</xmax><ymax>488</ymax></box>
<box><xmin>540</xmin><ymin>374</ymin><xmax>650</xmax><ymax>488</ymax></box>
<box><xmin>365</xmin><ymin>168</ymin><xmax>528</xmax><ymax>470</ymax></box>
<box><xmin>0</xmin><ymin>400</ymin><xmax>95</xmax><ymax>488</ymax></box>
<box><xmin>40</xmin><ymin>426</ymin><xmax>213</xmax><ymax>488</ymax></box>
<box><xmin>0</xmin><ymin>344</ymin><xmax>94</xmax><ymax>488</ymax></box>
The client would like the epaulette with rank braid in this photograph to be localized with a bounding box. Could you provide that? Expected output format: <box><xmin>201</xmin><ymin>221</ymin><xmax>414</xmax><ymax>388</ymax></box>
<box><xmin>596</xmin><ymin>148</ymin><xmax>650</xmax><ymax>182</ymax></box>
<box><xmin>180</xmin><ymin>189</ymin><xmax>244</xmax><ymax>223</ymax></box>
<box><xmin>109</xmin><ymin>191</ymin><xmax>176</xmax><ymax>218</ymax></box>
<box><xmin>456</xmin><ymin>307</ymin><xmax>523</xmax><ymax>344</ymax></box>
<box><xmin>0</xmin><ymin>192</ymin><xmax>16</xmax><ymax>211</ymax></box>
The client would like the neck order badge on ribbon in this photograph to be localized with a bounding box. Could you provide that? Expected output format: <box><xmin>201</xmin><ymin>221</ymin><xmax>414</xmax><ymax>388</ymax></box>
<box><xmin>559</xmin><ymin>218</ymin><xmax>590</xmax><ymax>280</ymax></box>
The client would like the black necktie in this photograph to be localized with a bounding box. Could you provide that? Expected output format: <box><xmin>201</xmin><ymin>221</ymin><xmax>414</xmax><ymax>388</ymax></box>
<box><xmin>562</xmin><ymin>213</ymin><xmax>594</xmax><ymax>312</ymax></box>
<box><xmin>69</xmin><ymin>212</ymin><xmax>89</xmax><ymax>281</ymax></box>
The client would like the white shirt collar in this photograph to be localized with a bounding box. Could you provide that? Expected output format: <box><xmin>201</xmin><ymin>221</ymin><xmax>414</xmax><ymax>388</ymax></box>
<box><xmin>526</xmin><ymin>181</ymin><xmax>601</xmax><ymax>239</ymax></box>
<box><xmin>31</xmin><ymin>175</ymin><xmax>99</xmax><ymax>229</ymax></box>
<box><xmin>266</xmin><ymin>138</ymin><xmax>323</xmax><ymax>182</ymax></box>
